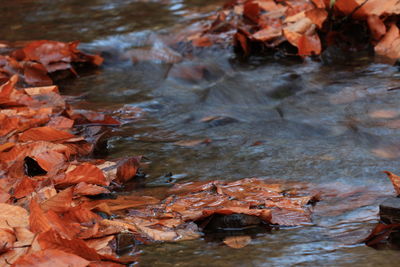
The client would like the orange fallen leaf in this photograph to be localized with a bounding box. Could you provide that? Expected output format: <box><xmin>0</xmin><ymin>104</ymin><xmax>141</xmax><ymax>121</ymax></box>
<box><xmin>13</xmin><ymin>248</ymin><xmax>90</xmax><ymax>267</ymax></box>
<box><xmin>46</xmin><ymin>116</ymin><xmax>74</xmax><ymax>130</ymax></box>
<box><xmin>375</xmin><ymin>24</ymin><xmax>400</xmax><ymax>60</ymax></box>
<box><xmin>0</xmin><ymin>203</ymin><xmax>29</xmax><ymax>228</ymax></box>
<box><xmin>367</xmin><ymin>15</ymin><xmax>386</xmax><ymax>41</ymax></box>
<box><xmin>298</xmin><ymin>33</ymin><xmax>321</xmax><ymax>56</ymax></box>
<box><xmin>74</xmin><ymin>182</ymin><xmax>110</xmax><ymax>196</ymax></box>
<box><xmin>56</xmin><ymin>163</ymin><xmax>108</xmax><ymax>186</ymax></box>
<box><xmin>174</xmin><ymin>139</ymin><xmax>212</xmax><ymax>147</ymax></box>
<box><xmin>383</xmin><ymin>171</ymin><xmax>400</xmax><ymax>196</ymax></box>
<box><xmin>14</xmin><ymin>176</ymin><xmax>39</xmax><ymax>199</ymax></box>
<box><xmin>305</xmin><ymin>8</ymin><xmax>328</xmax><ymax>29</ymax></box>
<box><xmin>40</xmin><ymin>187</ymin><xmax>73</xmax><ymax>213</ymax></box>
<box><xmin>223</xmin><ymin>235</ymin><xmax>252</xmax><ymax>248</ymax></box>
<box><xmin>38</xmin><ymin>229</ymin><xmax>102</xmax><ymax>261</ymax></box>
<box><xmin>116</xmin><ymin>156</ymin><xmax>141</xmax><ymax>183</ymax></box>
<box><xmin>19</xmin><ymin>126</ymin><xmax>75</xmax><ymax>142</ymax></box>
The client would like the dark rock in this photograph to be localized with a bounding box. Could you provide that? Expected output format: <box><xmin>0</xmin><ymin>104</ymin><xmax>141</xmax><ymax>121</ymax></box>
<box><xmin>116</xmin><ymin>231</ymin><xmax>136</xmax><ymax>255</ymax></box>
<box><xmin>379</xmin><ymin>197</ymin><xmax>400</xmax><ymax>224</ymax></box>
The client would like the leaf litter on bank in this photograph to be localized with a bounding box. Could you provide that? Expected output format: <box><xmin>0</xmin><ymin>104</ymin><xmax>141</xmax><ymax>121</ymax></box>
<box><xmin>182</xmin><ymin>0</ymin><xmax>400</xmax><ymax>60</ymax></box>
<box><xmin>0</xmin><ymin>39</ymin><xmax>321</xmax><ymax>265</ymax></box>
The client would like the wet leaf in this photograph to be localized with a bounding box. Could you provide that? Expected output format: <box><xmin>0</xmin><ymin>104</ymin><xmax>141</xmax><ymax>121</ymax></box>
<box><xmin>13</xmin><ymin>249</ymin><xmax>90</xmax><ymax>267</ymax></box>
<box><xmin>116</xmin><ymin>156</ymin><xmax>141</xmax><ymax>183</ymax></box>
<box><xmin>40</xmin><ymin>187</ymin><xmax>73</xmax><ymax>213</ymax></box>
<box><xmin>298</xmin><ymin>33</ymin><xmax>322</xmax><ymax>56</ymax></box>
<box><xmin>38</xmin><ymin>229</ymin><xmax>102</xmax><ymax>261</ymax></box>
<box><xmin>383</xmin><ymin>171</ymin><xmax>400</xmax><ymax>196</ymax></box>
<box><xmin>74</xmin><ymin>182</ymin><xmax>110</xmax><ymax>196</ymax></box>
<box><xmin>367</xmin><ymin>15</ymin><xmax>386</xmax><ymax>41</ymax></box>
<box><xmin>56</xmin><ymin>163</ymin><xmax>108</xmax><ymax>186</ymax></box>
<box><xmin>174</xmin><ymin>139</ymin><xmax>212</xmax><ymax>147</ymax></box>
<box><xmin>0</xmin><ymin>203</ymin><xmax>29</xmax><ymax>228</ymax></box>
<box><xmin>19</xmin><ymin>126</ymin><xmax>75</xmax><ymax>142</ymax></box>
<box><xmin>223</xmin><ymin>235</ymin><xmax>252</xmax><ymax>248</ymax></box>
<box><xmin>375</xmin><ymin>24</ymin><xmax>400</xmax><ymax>60</ymax></box>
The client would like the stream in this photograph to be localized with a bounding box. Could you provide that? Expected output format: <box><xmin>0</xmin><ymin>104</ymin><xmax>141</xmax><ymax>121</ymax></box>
<box><xmin>4</xmin><ymin>0</ymin><xmax>400</xmax><ymax>266</ymax></box>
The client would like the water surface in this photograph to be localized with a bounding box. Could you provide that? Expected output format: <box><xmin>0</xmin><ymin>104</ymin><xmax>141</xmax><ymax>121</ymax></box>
<box><xmin>3</xmin><ymin>0</ymin><xmax>400</xmax><ymax>266</ymax></box>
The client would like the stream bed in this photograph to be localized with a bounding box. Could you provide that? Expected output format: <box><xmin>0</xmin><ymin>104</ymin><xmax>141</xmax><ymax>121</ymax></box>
<box><xmin>4</xmin><ymin>0</ymin><xmax>400</xmax><ymax>266</ymax></box>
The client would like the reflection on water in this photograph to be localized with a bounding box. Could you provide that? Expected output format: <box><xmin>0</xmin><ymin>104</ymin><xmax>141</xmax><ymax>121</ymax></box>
<box><xmin>3</xmin><ymin>0</ymin><xmax>400</xmax><ymax>266</ymax></box>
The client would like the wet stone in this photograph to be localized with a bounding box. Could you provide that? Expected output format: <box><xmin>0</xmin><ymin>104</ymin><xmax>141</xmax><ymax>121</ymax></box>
<box><xmin>379</xmin><ymin>197</ymin><xmax>400</xmax><ymax>224</ymax></box>
<box><xmin>116</xmin><ymin>231</ymin><xmax>136</xmax><ymax>255</ymax></box>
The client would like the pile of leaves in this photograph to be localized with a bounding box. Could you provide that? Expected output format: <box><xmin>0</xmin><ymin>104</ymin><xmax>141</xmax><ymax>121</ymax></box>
<box><xmin>0</xmin><ymin>41</ymin><xmax>319</xmax><ymax>265</ymax></box>
<box><xmin>0</xmin><ymin>40</ymin><xmax>103</xmax><ymax>86</ymax></box>
<box><xmin>187</xmin><ymin>0</ymin><xmax>400</xmax><ymax>59</ymax></box>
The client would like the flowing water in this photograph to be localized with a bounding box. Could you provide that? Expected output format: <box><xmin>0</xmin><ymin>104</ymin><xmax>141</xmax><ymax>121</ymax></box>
<box><xmin>4</xmin><ymin>0</ymin><xmax>400</xmax><ymax>266</ymax></box>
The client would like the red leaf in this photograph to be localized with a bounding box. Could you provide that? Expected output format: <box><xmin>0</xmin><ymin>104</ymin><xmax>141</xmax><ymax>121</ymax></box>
<box><xmin>19</xmin><ymin>126</ymin><xmax>75</xmax><ymax>142</ymax></box>
<box><xmin>13</xmin><ymin>249</ymin><xmax>90</xmax><ymax>267</ymax></box>
<box><xmin>33</xmin><ymin>150</ymin><xmax>66</xmax><ymax>175</ymax></box>
<box><xmin>223</xmin><ymin>235</ymin><xmax>251</xmax><ymax>248</ymax></box>
<box><xmin>311</xmin><ymin>0</ymin><xmax>326</xmax><ymax>8</ymax></box>
<box><xmin>298</xmin><ymin>33</ymin><xmax>321</xmax><ymax>56</ymax></box>
<box><xmin>14</xmin><ymin>177</ymin><xmax>39</xmax><ymax>199</ymax></box>
<box><xmin>23</xmin><ymin>62</ymin><xmax>53</xmax><ymax>86</ymax></box>
<box><xmin>40</xmin><ymin>187</ymin><xmax>73</xmax><ymax>213</ymax></box>
<box><xmin>29</xmin><ymin>199</ymin><xmax>52</xmax><ymax>234</ymax></box>
<box><xmin>47</xmin><ymin>116</ymin><xmax>74</xmax><ymax>130</ymax></box>
<box><xmin>383</xmin><ymin>171</ymin><xmax>400</xmax><ymax>196</ymax></box>
<box><xmin>234</xmin><ymin>32</ymin><xmax>250</xmax><ymax>56</ymax></box>
<box><xmin>38</xmin><ymin>229</ymin><xmax>102</xmax><ymax>261</ymax></box>
<box><xmin>243</xmin><ymin>1</ymin><xmax>261</xmax><ymax>24</ymax></box>
<box><xmin>74</xmin><ymin>182</ymin><xmax>110</xmax><ymax>196</ymax></box>
<box><xmin>56</xmin><ymin>163</ymin><xmax>108</xmax><ymax>186</ymax></box>
<box><xmin>375</xmin><ymin>24</ymin><xmax>400</xmax><ymax>60</ymax></box>
<box><xmin>367</xmin><ymin>15</ymin><xmax>386</xmax><ymax>41</ymax></box>
<box><xmin>116</xmin><ymin>156</ymin><xmax>141</xmax><ymax>183</ymax></box>
<box><xmin>305</xmin><ymin>8</ymin><xmax>328</xmax><ymax>29</ymax></box>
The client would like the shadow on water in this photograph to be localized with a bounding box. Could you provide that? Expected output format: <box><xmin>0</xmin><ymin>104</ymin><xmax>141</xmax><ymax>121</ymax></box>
<box><xmin>4</xmin><ymin>0</ymin><xmax>400</xmax><ymax>266</ymax></box>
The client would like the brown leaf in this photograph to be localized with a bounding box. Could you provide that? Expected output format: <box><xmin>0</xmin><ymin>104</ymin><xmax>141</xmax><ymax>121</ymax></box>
<box><xmin>24</xmin><ymin>85</ymin><xmax>59</xmax><ymax>96</ymax></box>
<box><xmin>116</xmin><ymin>156</ymin><xmax>141</xmax><ymax>183</ymax></box>
<box><xmin>23</xmin><ymin>62</ymin><xmax>53</xmax><ymax>86</ymax></box>
<box><xmin>40</xmin><ymin>187</ymin><xmax>73</xmax><ymax>212</ymax></box>
<box><xmin>19</xmin><ymin>126</ymin><xmax>75</xmax><ymax>142</ymax></box>
<box><xmin>305</xmin><ymin>8</ymin><xmax>328</xmax><ymax>29</ymax></box>
<box><xmin>0</xmin><ymin>203</ymin><xmax>29</xmax><ymax>228</ymax></box>
<box><xmin>29</xmin><ymin>199</ymin><xmax>52</xmax><ymax>234</ymax></box>
<box><xmin>14</xmin><ymin>177</ymin><xmax>39</xmax><ymax>199</ymax></box>
<box><xmin>38</xmin><ymin>229</ymin><xmax>102</xmax><ymax>261</ymax></box>
<box><xmin>383</xmin><ymin>171</ymin><xmax>400</xmax><ymax>196</ymax></box>
<box><xmin>13</xmin><ymin>248</ymin><xmax>90</xmax><ymax>267</ymax></box>
<box><xmin>74</xmin><ymin>182</ymin><xmax>110</xmax><ymax>196</ymax></box>
<box><xmin>0</xmin><ymin>228</ymin><xmax>16</xmax><ymax>251</ymax></box>
<box><xmin>298</xmin><ymin>33</ymin><xmax>321</xmax><ymax>56</ymax></box>
<box><xmin>33</xmin><ymin>150</ymin><xmax>66</xmax><ymax>175</ymax></box>
<box><xmin>234</xmin><ymin>32</ymin><xmax>250</xmax><ymax>56</ymax></box>
<box><xmin>311</xmin><ymin>0</ymin><xmax>326</xmax><ymax>8</ymax></box>
<box><xmin>56</xmin><ymin>163</ymin><xmax>108</xmax><ymax>186</ymax></box>
<box><xmin>174</xmin><ymin>139</ymin><xmax>212</xmax><ymax>147</ymax></box>
<box><xmin>223</xmin><ymin>235</ymin><xmax>252</xmax><ymax>248</ymax></box>
<box><xmin>46</xmin><ymin>116</ymin><xmax>74</xmax><ymax>130</ymax></box>
<box><xmin>243</xmin><ymin>1</ymin><xmax>261</xmax><ymax>24</ymax></box>
<box><xmin>252</xmin><ymin>27</ymin><xmax>282</xmax><ymax>42</ymax></box>
<box><xmin>367</xmin><ymin>15</ymin><xmax>386</xmax><ymax>41</ymax></box>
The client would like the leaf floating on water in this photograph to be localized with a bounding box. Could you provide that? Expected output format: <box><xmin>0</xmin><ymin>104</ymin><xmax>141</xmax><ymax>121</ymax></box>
<box><xmin>174</xmin><ymin>138</ymin><xmax>212</xmax><ymax>147</ymax></box>
<box><xmin>223</xmin><ymin>235</ymin><xmax>252</xmax><ymax>249</ymax></box>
